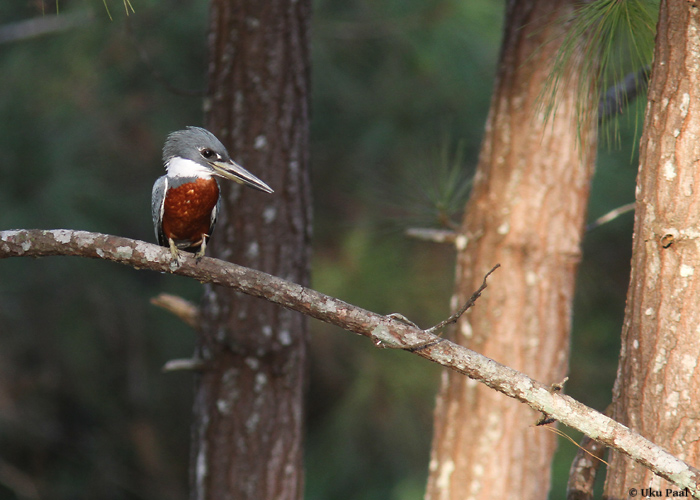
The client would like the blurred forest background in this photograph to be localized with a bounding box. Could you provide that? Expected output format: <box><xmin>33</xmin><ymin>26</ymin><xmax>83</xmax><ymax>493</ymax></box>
<box><xmin>0</xmin><ymin>0</ymin><xmax>640</xmax><ymax>499</ymax></box>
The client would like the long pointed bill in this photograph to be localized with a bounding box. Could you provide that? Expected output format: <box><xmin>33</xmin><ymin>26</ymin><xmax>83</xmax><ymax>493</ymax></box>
<box><xmin>210</xmin><ymin>160</ymin><xmax>274</xmax><ymax>193</ymax></box>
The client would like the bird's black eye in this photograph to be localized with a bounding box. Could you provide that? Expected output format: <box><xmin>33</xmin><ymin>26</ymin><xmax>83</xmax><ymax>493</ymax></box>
<box><xmin>200</xmin><ymin>148</ymin><xmax>216</xmax><ymax>159</ymax></box>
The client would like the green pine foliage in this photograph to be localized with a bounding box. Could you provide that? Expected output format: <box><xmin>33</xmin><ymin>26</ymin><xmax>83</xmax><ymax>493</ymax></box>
<box><xmin>541</xmin><ymin>0</ymin><xmax>657</xmax><ymax>145</ymax></box>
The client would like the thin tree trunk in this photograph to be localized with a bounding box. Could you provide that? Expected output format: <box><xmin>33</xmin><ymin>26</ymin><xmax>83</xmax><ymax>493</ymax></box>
<box><xmin>604</xmin><ymin>2</ymin><xmax>700</xmax><ymax>496</ymax></box>
<box><xmin>190</xmin><ymin>1</ymin><xmax>312</xmax><ymax>499</ymax></box>
<box><xmin>426</xmin><ymin>1</ymin><xmax>597</xmax><ymax>499</ymax></box>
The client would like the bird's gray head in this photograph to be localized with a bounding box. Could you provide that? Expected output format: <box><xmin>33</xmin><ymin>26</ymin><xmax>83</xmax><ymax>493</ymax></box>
<box><xmin>161</xmin><ymin>126</ymin><xmax>274</xmax><ymax>194</ymax></box>
<box><xmin>162</xmin><ymin>126</ymin><xmax>231</xmax><ymax>166</ymax></box>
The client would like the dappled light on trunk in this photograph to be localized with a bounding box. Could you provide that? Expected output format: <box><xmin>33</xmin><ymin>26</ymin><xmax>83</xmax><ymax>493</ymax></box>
<box><xmin>426</xmin><ymin>1</ymin><xmax>599</xmax><ymax>499</ymax></box>
<box><xmin>604</xmin><ymin>2</ymin><xmax>700</xmax><ymax>497</ymax></box>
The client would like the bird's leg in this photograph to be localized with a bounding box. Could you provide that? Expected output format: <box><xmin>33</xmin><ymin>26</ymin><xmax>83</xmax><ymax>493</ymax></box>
<box><xmin>194</xmin><ymin>235</ymin><xmax>209</xmax><ymax>260</ymax></box>
<box><xmin>168</xmin><ymin>238</ymin><xmax>182</xmax><ymax>265</ymax></box>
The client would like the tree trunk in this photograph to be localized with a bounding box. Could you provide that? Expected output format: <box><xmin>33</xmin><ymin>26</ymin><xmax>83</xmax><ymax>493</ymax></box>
<box><xmin>190</xmin><ymin>1</ymin><xmax>312</xmax><ymax>499</ymax></box>
<box><xmin>425</xmin><ymin>1</ymin><xmax>597</xmax><ymax>499</ymax></box>
<box><xmin>604</xmin><ymin>2</ymin><xmax>700</xmax><ymax>497</ymax></box>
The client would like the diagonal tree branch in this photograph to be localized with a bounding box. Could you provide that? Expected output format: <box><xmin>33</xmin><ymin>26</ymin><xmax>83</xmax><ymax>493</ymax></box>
<box><xmin>1</xmin><ymin>228</ymin><xmax>699</xmax><ymax>498</ymax></box>
<box><xmin>0</xmin><ymin>11</ymin><xmax>92</xmax><ymax>44</ymax></box>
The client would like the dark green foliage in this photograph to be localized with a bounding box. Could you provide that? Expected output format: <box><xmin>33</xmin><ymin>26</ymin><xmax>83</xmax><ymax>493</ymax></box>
<box><xmin>1</xmin><ymin>1</ymin><xmax>207</xmax><ymax>498</ymax></box>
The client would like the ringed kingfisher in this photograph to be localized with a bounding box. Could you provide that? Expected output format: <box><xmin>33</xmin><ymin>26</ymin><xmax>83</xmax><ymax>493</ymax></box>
<box><xmin>151</xmin><ymin>126</ymin><xmax>273</xmax><ymax>261</ymax></box>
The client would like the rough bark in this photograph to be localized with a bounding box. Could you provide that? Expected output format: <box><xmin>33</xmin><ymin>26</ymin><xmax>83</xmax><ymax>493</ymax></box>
<box><xmin>604</xmin><ymin>3</ymin><xmax>700</xmax><ymax>498</ymax></box>
<box><xmin>191</xmin><ymin>0</ymin><xmax>312</xmax><ymax>499</ymax></box>
<box><xmin>425</xmin><ymin>1</ymin><xmax>598</xmax><ymax>499</ymax></box>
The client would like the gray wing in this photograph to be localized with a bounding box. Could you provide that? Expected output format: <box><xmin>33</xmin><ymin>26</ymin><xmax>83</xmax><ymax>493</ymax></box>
<box><xmin>208</xmin><ymin>195</ymin><xmax>220</xmax><ymax>240</ymax></box>
<box><xmin>151</xmin><ymin>176</ymin><xmax>168</xmax><ymax>246</ymax></box>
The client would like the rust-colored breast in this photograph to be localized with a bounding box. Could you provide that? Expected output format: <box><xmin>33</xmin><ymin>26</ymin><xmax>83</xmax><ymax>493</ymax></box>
<box><xmin>161</xmin><ymin>178</ymin><xmax>219</xmax><ymax>248</ymax></box>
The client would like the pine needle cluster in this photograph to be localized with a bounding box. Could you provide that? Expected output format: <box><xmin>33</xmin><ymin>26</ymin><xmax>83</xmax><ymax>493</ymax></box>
<box><xmin>541</xmin><ymin>0</ymin><xmax>657</xmax><ymax>146</ymax></box>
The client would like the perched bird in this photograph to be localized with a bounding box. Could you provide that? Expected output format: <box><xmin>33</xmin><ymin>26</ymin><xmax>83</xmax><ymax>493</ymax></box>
<box><xmin>152</xmin><ymin>126</ymin><xmax>273</xmax><ymax>260</ymax></box>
